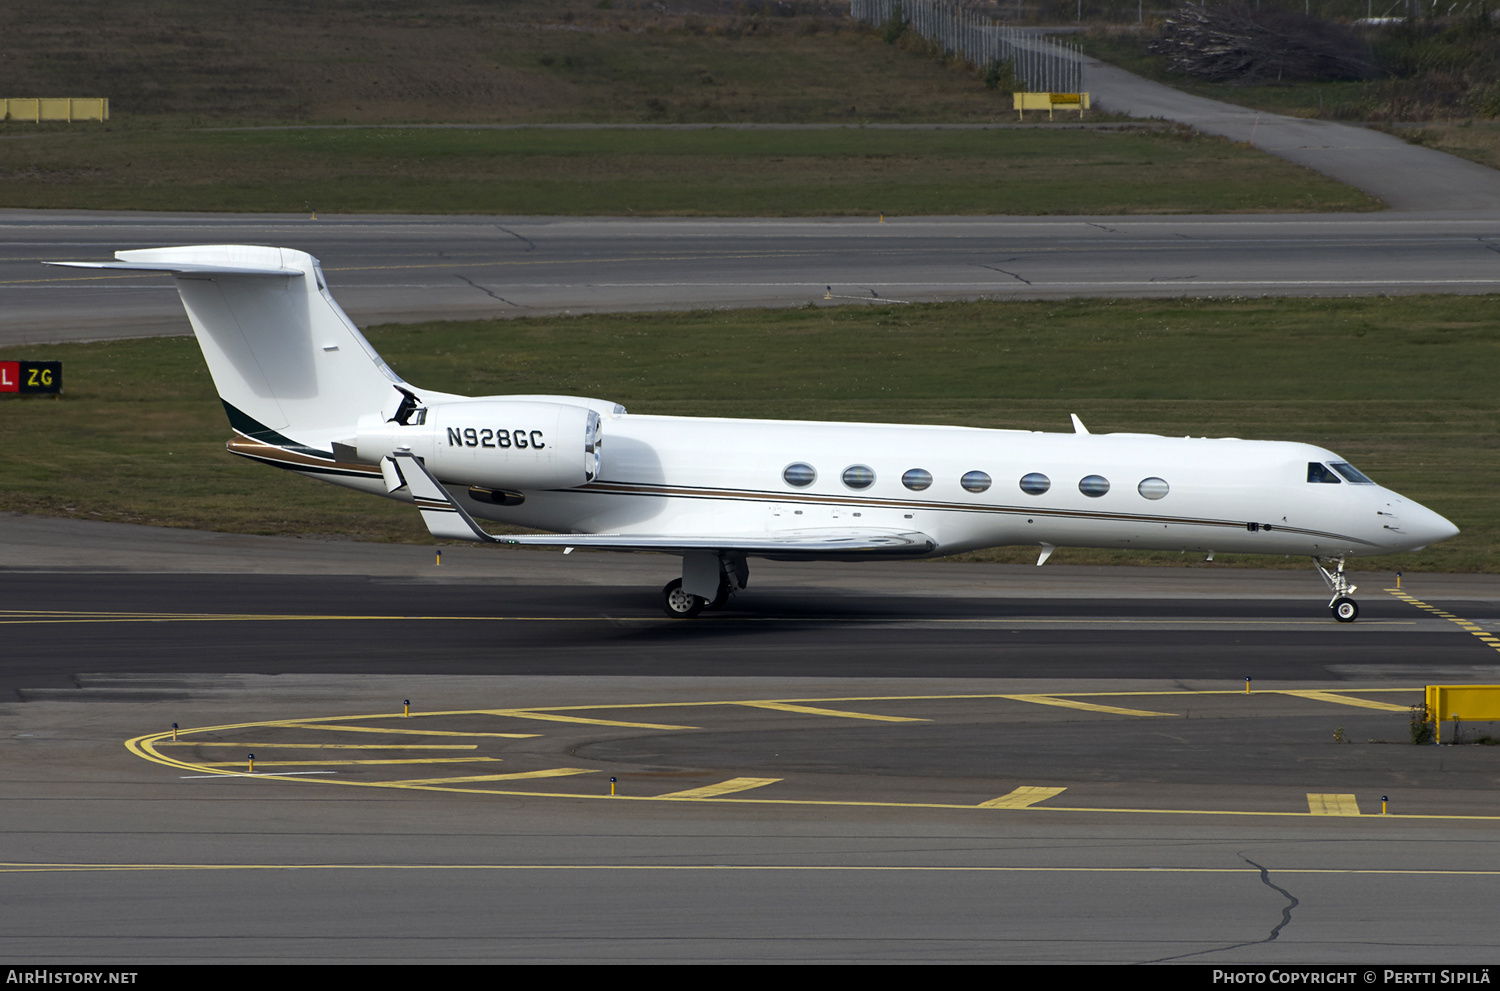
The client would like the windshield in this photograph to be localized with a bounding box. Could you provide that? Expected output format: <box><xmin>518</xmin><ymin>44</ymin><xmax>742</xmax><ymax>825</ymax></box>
<box><xmin>1329</xmin><ymin>462</ymin><xmax>1374</xmax><ymax>484</ymax></box>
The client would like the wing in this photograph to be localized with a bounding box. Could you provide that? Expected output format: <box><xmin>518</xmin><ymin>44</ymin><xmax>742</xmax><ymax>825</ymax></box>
<box><xmin>388</xmin><ymin>452</ymin><xmax>937</xmax><ymax>558</ymax></box>
<box><xmin>496</xmin><ymin>530</ymin><xmax>937</xmax><ymax>556</ymax></box>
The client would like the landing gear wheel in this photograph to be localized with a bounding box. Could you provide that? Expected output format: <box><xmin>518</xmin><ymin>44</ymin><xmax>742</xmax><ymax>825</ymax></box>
<box><xmin>1331</xmin><ymin>597</ymin><xmax>1359</xmax><ymax>623</ymax></box>
<box><xmin>704</xmin><ymin>576</ymin><xmax>732</xmax><ymax>611</ymax></box>
<box><xmin>661</xmin><ymin>579</ymin><xmax>705</xmax><ymax>619</ymax></box>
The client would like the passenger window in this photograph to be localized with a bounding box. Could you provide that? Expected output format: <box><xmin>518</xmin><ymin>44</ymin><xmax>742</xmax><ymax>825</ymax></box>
<box><xmin>1079</xmin><ymin>475</ymin><xmax>1110</xmax><ymax>498</ymax></box>
<box><xmin>902</xmin><ymin>468</ymin><xmax>933</xmax><ymax>491</ymax></box>
<box><xmin>842</xmin><ymin>465</ymin><xmax>875</xmax><ymax>490</ymax></box>
<box><xmin>961</xmin><ymin>471</ymin><xmax>992</xmax><ymax>493</ymax></box>
<box><xmin>1307</xmin><ymin>463</ymin><xmax>1342</xmax><ymax>484</ymax></box>
<box><xmin>1137</xmin><ymin>477</ymin><xmax>1169</xmax><ymax>500</ymax></box>
<box><xmin>1019</xmin><ymin>472</ymin><xmax>1051</xmax><ymax>495</ymax></box>
<box><xmin>783</xmin><ymin>463</ymin><xmax>816</xmax><ymax>487</ymax></box>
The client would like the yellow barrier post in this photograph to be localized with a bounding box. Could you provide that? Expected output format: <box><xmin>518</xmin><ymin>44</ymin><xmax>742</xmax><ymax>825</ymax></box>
<box><xmin>247</xmin><ymin>753</ymin><xmax>255</xmax><ymax>774</ymax></box>
<box><xmin>610</xmin><ymin>776</ymin><xmax>617</xmax><ymax>796</ymax></box>
<box><xmin>2</xmin><ymin>98</ymin><xmax>108</xmax><ymax>123</ymax></box>
<box><xmin>1424</xmin><ymin>685</ymin><xmax>1500</xmax><ymax>744</ymax></box>
<box><xmin>403</xmin><ymin>699</ymin><xmax>410</xmax><ymax>719</ymax></box>
<box><xmin>1012</xmin><ymin>93</ymin><xmax>1090</xmax><ymax>121</ymax></box>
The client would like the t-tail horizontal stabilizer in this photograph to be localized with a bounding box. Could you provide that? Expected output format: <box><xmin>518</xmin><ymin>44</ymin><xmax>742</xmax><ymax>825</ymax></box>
<box><xmin>389</xmin><ymin>452</ymin><xmax>501</xmax><ymax>544</ymax></box>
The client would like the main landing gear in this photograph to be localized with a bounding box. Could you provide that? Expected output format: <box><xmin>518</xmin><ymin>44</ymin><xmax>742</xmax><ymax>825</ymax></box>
<box><xmin>660</xmin><ymin>553</ymin><xmax>746</xmax><ymax>619</ymax></box>
<box><xmin>1313</xmin><ymin>556</ymin><xmax>1359</xmax><ymax>623</ymax></box>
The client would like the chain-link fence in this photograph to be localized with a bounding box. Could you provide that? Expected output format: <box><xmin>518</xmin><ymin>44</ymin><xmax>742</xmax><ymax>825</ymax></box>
<box><xmin>850</xmin><ymin>0</ymin><xmax>1084</xmax><ymax>92</ymax></box>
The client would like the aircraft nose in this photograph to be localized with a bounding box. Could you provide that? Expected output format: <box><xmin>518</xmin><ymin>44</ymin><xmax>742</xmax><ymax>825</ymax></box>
<box><xmin>1407</xmin><ymin>501</ymin><xmax>1460</xmax><ymax>548</ymax></box>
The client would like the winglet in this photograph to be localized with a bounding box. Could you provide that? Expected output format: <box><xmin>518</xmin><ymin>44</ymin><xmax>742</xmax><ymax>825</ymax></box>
<box><xmin>1070</xmin><ymin>414</ymin><xmax>1089</xmax><ymax>435</ymax></box>
<box><xmin>390</xmin><ymin>452</ymin><xmax>499</xmax><ymax>543</ymax></box>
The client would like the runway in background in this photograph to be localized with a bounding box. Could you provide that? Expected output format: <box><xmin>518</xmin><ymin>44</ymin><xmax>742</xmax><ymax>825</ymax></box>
<box><xmin>5</xmin><ymin>209</ymin><xmax>1500</xmax><ymax>344</ymax></box>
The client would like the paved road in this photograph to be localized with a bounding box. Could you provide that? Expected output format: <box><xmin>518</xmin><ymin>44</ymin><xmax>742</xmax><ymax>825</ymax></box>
<box><xmin>6</xmin><ymin>210</ymin><xmax>1500</xmax><ymax>346</ymax></box>
<box><xmin>1080</xmin><ymin>53</ymin><xmax>1500</xmax><ymax>211</ymax></box>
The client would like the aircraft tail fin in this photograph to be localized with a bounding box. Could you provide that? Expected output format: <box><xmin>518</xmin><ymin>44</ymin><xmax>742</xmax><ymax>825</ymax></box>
<box><xmin>49</xmin><ymin>245</ymin><xmax>402</xmax><ymax>451</ymax></box>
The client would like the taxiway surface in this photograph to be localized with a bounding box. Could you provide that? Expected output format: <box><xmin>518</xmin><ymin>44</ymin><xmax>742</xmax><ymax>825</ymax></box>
<box><xmin>3</xmin><ymin>517</ymin><xmax>1499</xmax><ymax>963</ymax></box>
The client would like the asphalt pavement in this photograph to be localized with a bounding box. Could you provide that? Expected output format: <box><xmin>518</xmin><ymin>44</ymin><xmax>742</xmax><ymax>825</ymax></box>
<box><xmin>7</xmin><ymin>210</ymin><xmax>1500</xmax><ymax>346</ymax></box>
<box><xmin>4</xmin><ymin>516</ymin><xmax>1500</xmax><ymax>963</ymax></box>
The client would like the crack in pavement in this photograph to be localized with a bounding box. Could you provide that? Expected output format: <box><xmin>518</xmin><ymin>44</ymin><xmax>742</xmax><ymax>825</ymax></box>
<box><xmin>975</xmin><ymin>263</ymin><xmax>1032</xmax><ymax>285</ymax></box>
<box><xmin>1141</xmin><ymin>855</ymin><xmax>1298</xmax><ymax>964</ymax></box>
<box><xmin>495</xmin><ymin>224</ymin><xmax>537</xmax><ymax>252</ymax></box>
<box><xmin>452</xmin><ymin>273</ymin><xmax>522</xmax><ymax>307</ymax></box>
<box><xmin>1247</xmin><ymin>856</ymin><xmax>1300</xmax><ymax>944</ymax></box>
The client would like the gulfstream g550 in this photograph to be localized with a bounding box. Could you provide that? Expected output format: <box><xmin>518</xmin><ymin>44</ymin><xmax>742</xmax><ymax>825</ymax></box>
<box><xmin>49</xmin><ymin>245</ymin><xmax>1458</xmax><ymax>621</ymax></box>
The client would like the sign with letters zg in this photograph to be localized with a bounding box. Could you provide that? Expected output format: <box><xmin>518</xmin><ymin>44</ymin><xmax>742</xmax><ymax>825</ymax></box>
<box><xmin>0</xmin><ymin>361</ymin><xmax>62</xmax><ymax>395</ymax></box>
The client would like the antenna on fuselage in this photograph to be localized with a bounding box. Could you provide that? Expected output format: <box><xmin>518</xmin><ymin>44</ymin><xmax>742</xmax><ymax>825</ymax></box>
<box><xmin>1070</xmin><ymin>413</ymin><xmax>1089</xmax><ymax>434</ymax></box>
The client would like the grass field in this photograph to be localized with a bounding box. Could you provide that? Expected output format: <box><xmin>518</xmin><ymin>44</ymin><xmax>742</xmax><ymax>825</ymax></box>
<box><xmin>0</xmin><ymin>295</ymin><xmax>1492</xmax><ymax>571</ymax></box>
<box><xmin>1383</xmin><ymin>121</ymin><xmax>1500</xmax><ymax>174</ymax></box>
<box><xmin>0</xmin><ymin>0</ymin><xmax>1030</xmax><ymax>126</ymax></box>
<box><xmin>0</xmin><ymin>125</ymin><xmax>1376</xmax><ymax>215</ymax></box>
<box><xmin>0</xmin><ymin>1</ymin><xmax>1385</xmax><ymax>215</ymax></box>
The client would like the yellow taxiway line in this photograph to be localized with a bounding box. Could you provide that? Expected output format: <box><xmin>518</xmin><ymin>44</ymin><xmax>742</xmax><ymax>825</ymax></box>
<box><xmin>129</xmin><ymin>685</ymin><xmax>1490</xmax><ymax>819</ymax></box>
<box><xmin>657</xmin><ymin>777</ymin><xmax>783</xmax><ymax>799</ymax></box>
<box><xmin>737</xmin><ymin>701</ymin><xmax>925</xmax><ymax>722</ymax></box>
<box><xmin>1276</xmin><ymin>690</ymin><xmax>1411</xmax><ymax>712</ymax></box>
<box><xmin>1388</xmin><ymin>589</ymin><xmax>1500</xmax><ymax>656</ymax></box>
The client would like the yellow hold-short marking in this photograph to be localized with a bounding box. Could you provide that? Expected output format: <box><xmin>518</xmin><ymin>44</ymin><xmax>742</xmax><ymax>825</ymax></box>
<box><xmin>657</xmin><ymin>777</ymin><xmax>783</xmax><ymax>799</ymax></box>
<box><xmin>979</xmin><ymin>786</ymin><xmax>1068</xmax><ymax>809</ymax></box>
<box><xmin>1307</xmin><ymin>793</ymin><xmax>1361</xmax><ymax>816</ymax></box>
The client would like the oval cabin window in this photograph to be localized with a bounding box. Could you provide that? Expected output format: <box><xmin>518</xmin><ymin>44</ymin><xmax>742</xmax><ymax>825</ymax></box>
<box><xmin>1138</xmin><ymin>477</ymin><xmax>1169</xmax><ymax>500</ymax></box>
<box><xmin>902</xmin><ymin>468</ymin><xmax>933</xmax><ymax>491</ymax></box>
<box><xmin>1079</xmin><ymin>475</ymin><xmax>1110</xmax><ymax>498</ymax></box>
<box><xmin>1019</xmin><ymin>473</ymin><xmax>1051</xmax><ymax>495</ymax></box>
<box><xmin>783</xmin><ymin>463</ymin><xmax>817</xmax><ymax>487</ymax></box>
<box><xmin>842</xmin><ymin>465</ymin><xmax>875</xmax><ymax>490</ymax></box>
<box><xmin>961</xmin><ymin>471</ymin><xmax>992</xmax><ymax>493</ymax></box>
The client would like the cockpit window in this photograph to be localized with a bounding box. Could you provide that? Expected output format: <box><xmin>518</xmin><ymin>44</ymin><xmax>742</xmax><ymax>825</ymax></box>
<box><xmin>1307</xmin><ymin>463</ymin><xmax>1342</xmax><ymax>484</ymax></box>
<box><xmin>1329</xmin><ymin>462</ymin><xmax>1374</xmax><ymax>484</ymax></box>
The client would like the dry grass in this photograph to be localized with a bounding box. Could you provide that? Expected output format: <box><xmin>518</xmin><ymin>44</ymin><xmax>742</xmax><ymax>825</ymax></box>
<box><xmin>0</xmin><ymin>1</ymin><xmax>1026</xmax><ymax>125</ymax></box>
<box><xmin>1385</xmin><ymin>120</ymin><xmax>1500</xmax><ymax>172</ymax></box>
<box><xmin>0</xmin><ymin>125</ymin><xmax>1376</xmax><ymax>215</ymax></box>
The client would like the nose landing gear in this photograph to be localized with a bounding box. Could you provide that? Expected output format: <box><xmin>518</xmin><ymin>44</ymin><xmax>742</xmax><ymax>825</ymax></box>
<box><xmin>660</xmin><ymin>553</ymin><xmax>747</xmax><ymax>618</ymax></box>
<box><xmin>1314</xmin><ymin>557</ymin><xmax>1360</xmax><ymax>623</ymax></box>
<box><xmin>660</xmin><ymin>578</ymin><xmax>704</xmax><ymax>618</ymax></box>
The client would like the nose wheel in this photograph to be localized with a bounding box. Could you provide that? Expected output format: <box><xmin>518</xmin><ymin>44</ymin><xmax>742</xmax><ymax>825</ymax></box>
<box><xmin>660</xmin><ymin>574</ymin><xmax>736</xmax><ymax>618</ymax></box>
<box><xmin>661</xmin><ymin>578</ymin><xmax>706</xmax><ymax>618</ymax></box>
<box><xmin>1314</xmin><ymin>557</ymin><xmax>1360</xmax><ymax>623</ymax></box>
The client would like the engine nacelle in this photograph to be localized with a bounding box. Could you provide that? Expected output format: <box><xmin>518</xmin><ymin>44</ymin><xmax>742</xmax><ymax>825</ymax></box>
<box><xmin>356</xmin><ymin>399</ymin><xmax>601</xmax><ymax>490</ymax></box>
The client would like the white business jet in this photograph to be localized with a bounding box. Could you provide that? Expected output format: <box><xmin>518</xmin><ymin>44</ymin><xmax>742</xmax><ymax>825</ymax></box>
<box><xmin>50</xmin><ymin>245</ymin><xmax>1459</xmax><ymax>621</ymax></box>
